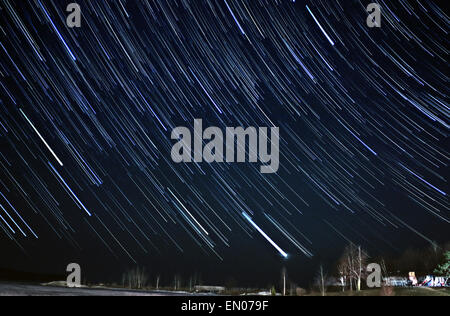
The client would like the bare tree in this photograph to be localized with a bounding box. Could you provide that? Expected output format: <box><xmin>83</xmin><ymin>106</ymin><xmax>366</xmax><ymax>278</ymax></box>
<box><xmin>352</xmin><ymin>245</ymin><xmax>369</xmax><ymax>291</ymax></box>
<box><xmin>338</xmin><ymin>246</ymin><xmax>354</xmax><ymax>291</ymax></box>
<box><xmin>338</xmin><ymin>257</ymin><xmax>349</xmax><ymax>292</ymax></box>
<box><xmin>123</xmin><ymin>267</ymin><xmax>148</xmax><ymax>289</ymax></box>
<box><xmin>314</xmin><ymin>264</ymin><xmax>327</xmax><ymax>296</ymax></box>
<box><xmin>339</xmin><ymin>244</ymin><xmax>369</xmax><ymax>291</ymax></box>
<box><xmin>380</xmin><ymin>258</ymin><xmax>389</xmax><ymax>284</ymax></box>
<box><xmin>174</xmin><ymin>274</ymin><xmax>181</xmax><ymax>291</ymax></box>
<box><xmin>281</xmin><ymin>267</ymin><xmax>287</xmax><ymax>296</ymax></box>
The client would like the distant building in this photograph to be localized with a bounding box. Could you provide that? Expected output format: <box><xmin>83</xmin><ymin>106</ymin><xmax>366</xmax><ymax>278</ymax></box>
<box><xmin>384</xmin><ymin>277</ymin><xmax>408</xmax><ymax>287</ymax></box>
<box><xmin>420</xmin><ymin>276</ymin><xmax>448</xmax><ymax>287</ymax></box>
<box><xmin>194</xmin><ymin>285</ymin><xmax>225</xmax><ymax>293</ymax></box>
<box><xmin>408</xmin><ymin>272</ymin><xmax>418</xmax><ymax>286</ymax></box>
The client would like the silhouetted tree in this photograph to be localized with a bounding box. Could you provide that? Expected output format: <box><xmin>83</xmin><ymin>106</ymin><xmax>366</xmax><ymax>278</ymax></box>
<box><xmin>434</xmin><ymin>251</ymin><xmax>450</xmax><ymax>276</ymax></box>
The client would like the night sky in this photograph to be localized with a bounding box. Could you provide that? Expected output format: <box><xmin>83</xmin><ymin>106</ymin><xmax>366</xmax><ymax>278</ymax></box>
<box><xmin>0</xmin><ymin>0</ymin><xmax>448</xmax><ymax>287</ymax></box>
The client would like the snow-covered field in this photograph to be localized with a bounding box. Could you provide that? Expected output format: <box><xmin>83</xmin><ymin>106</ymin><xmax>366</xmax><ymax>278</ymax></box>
<box><xmin>0</xmin><ymin>283</ymin><xmax>198</xmax><ymax>296</ymax></box>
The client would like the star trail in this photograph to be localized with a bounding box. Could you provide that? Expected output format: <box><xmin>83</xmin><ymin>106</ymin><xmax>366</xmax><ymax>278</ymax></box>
<box><xmin>0</xmin><ymin>0</ymin><xmax>448</xmax><ymax>284</ymax></box>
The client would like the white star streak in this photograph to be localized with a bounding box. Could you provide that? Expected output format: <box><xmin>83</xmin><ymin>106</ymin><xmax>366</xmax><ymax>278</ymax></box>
<box><xmin>306</xmin><ymin>5</ymin><xmax>335</xmax><ymax>46</ymax></box>
<box><xmin>20</xmin><ymin>108</ymin><xmax>64</xmax><ymax>167</ymax></box>
<box><xmin>48</xmin><ymin>162</ymin><xmax>92</xmax><ymax>217</ymax></box>
<box><xmin>243</xmin><ymin>212</ymin><xmax>288</xmax><ymax>258</ymax></box>
<box><xmin>168</xmin><ymin>187</ymin><xmax>209</xmax><ymax>236</ymax></box>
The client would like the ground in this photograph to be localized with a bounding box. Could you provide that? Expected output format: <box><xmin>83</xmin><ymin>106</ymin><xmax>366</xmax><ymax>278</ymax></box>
<box><xmin>1</xmin><ymin>282</ymin><xmax>448</xmax><ymax>296</ymax></box>
<box><xmin>0</xmin><ymin>282</ymin><xmax>202</xmax><ymax>296</ymax></box>
<box><xmin>324</xmin><ymin>287</ymin><xmax>449</xmax><ymax>296</ymax></box>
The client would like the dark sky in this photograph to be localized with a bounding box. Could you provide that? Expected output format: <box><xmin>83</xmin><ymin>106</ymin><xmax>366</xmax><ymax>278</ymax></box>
<box><xmin>0</xmin><ymin>0</ymin><xmax>448</xmax><ymax>288</ymax></box>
